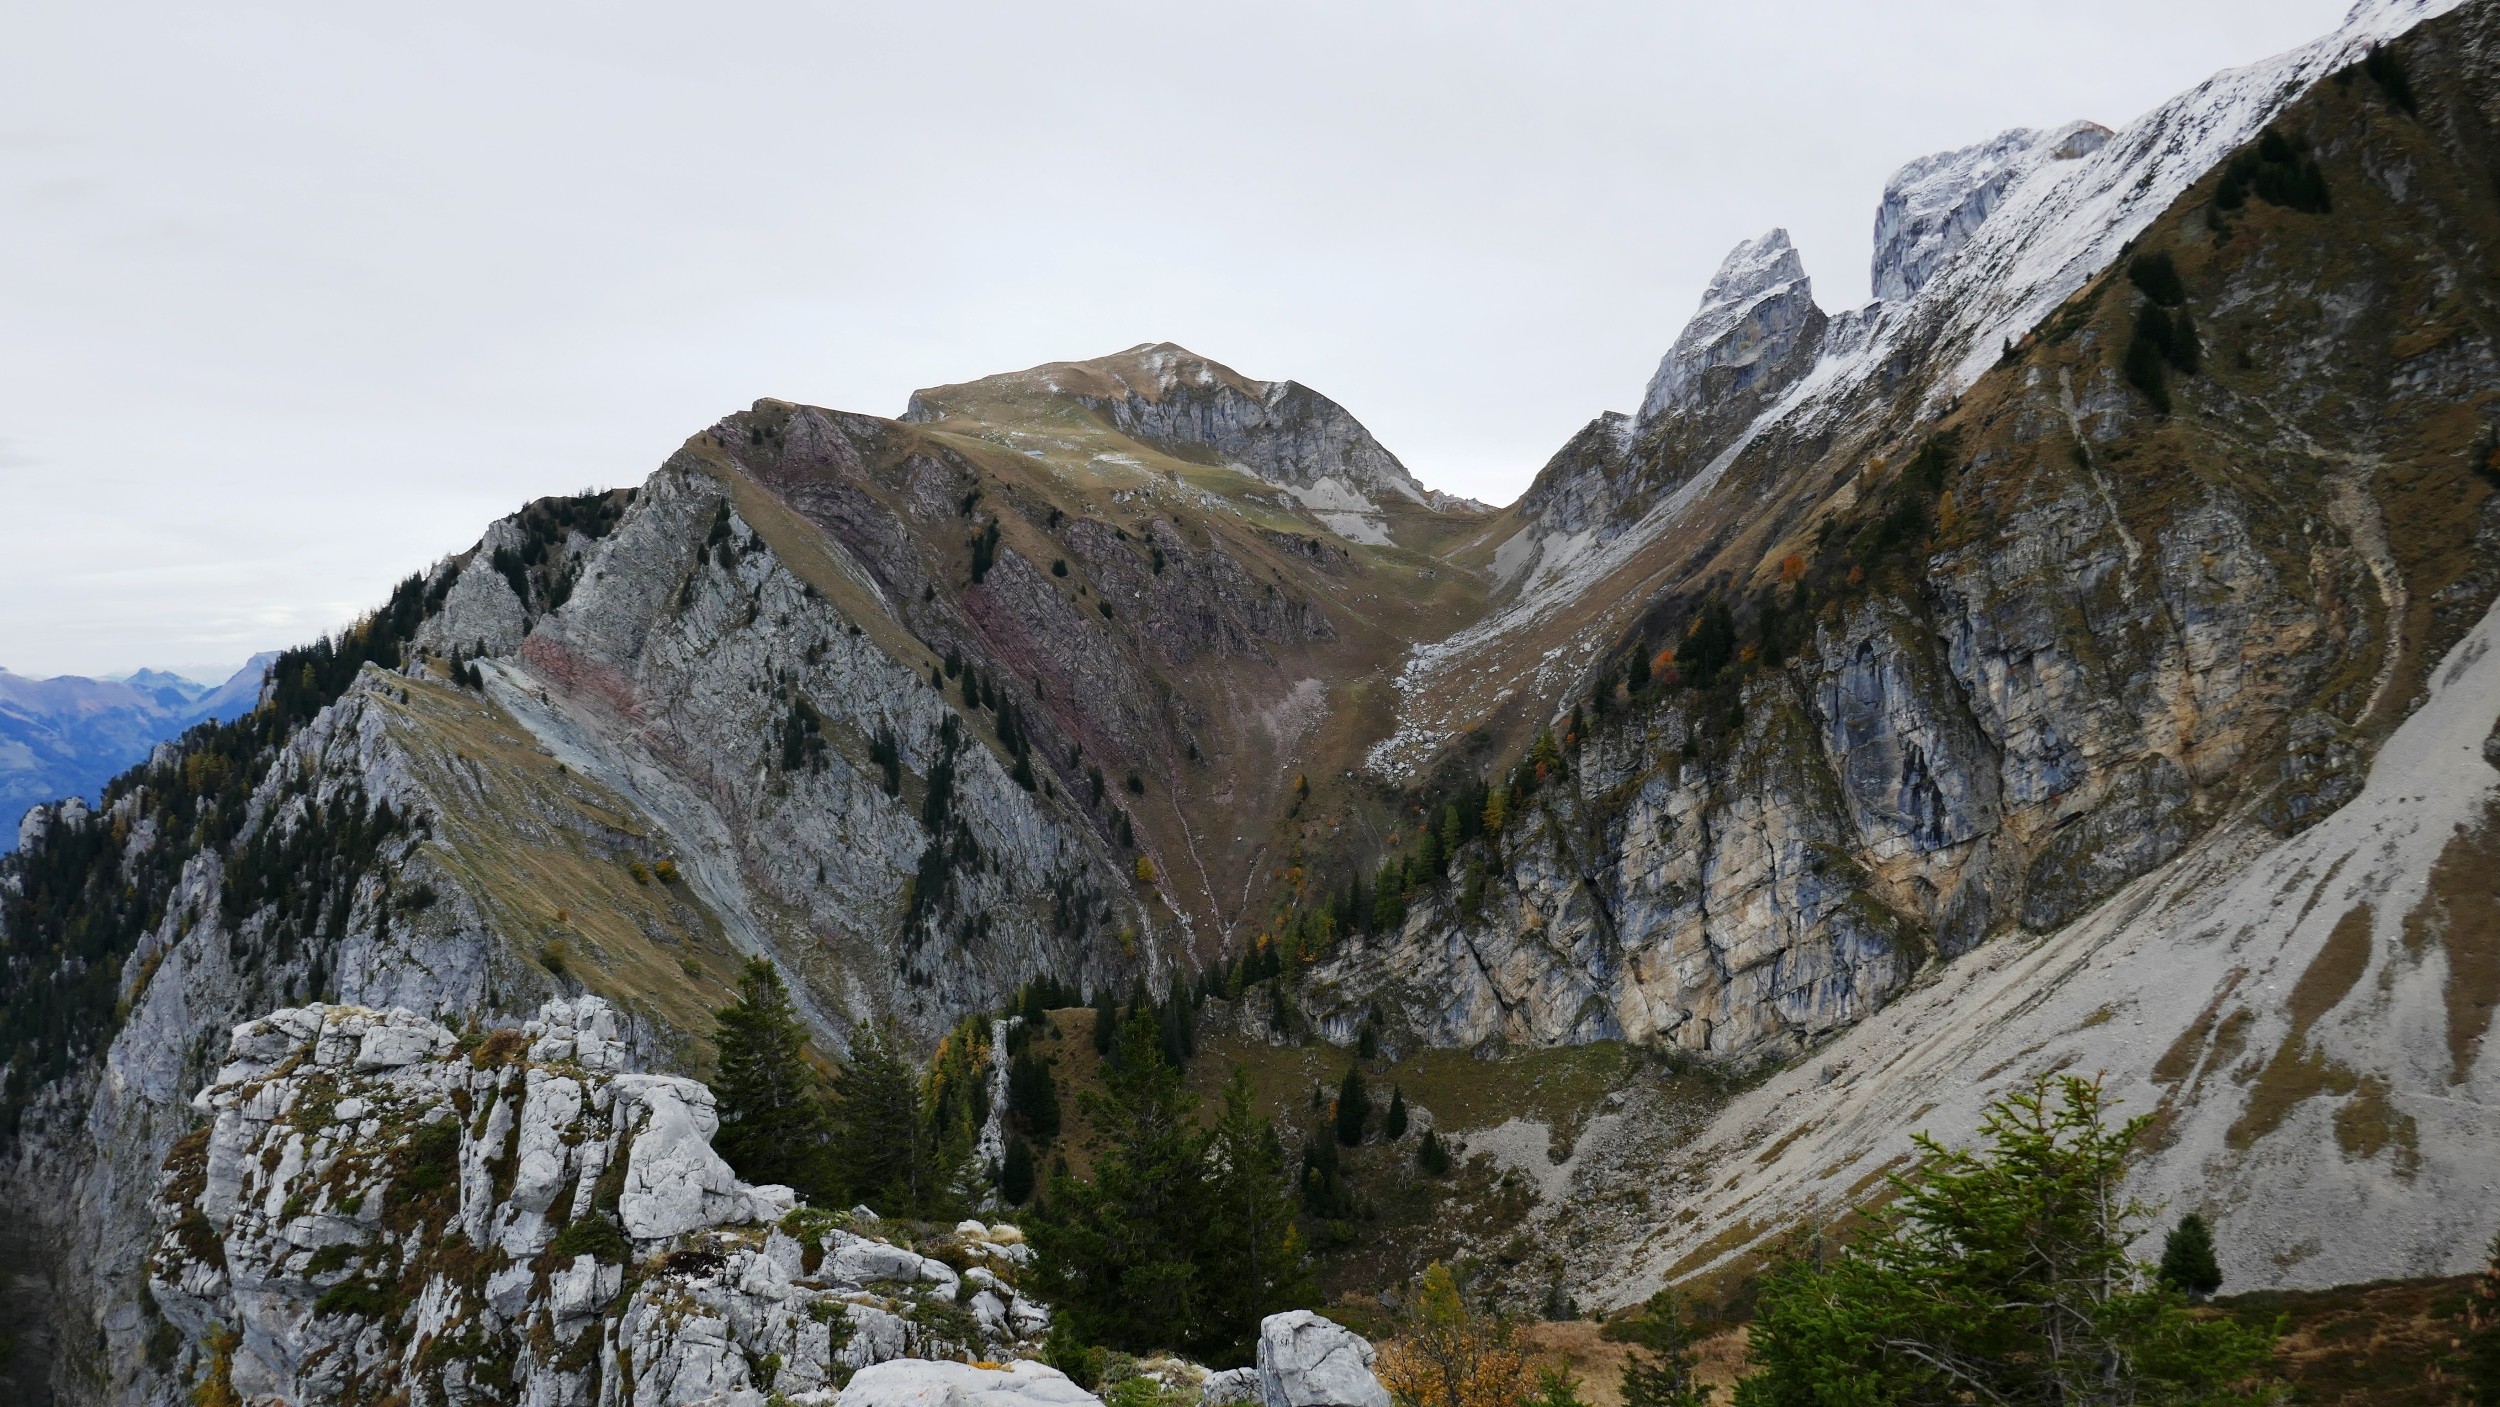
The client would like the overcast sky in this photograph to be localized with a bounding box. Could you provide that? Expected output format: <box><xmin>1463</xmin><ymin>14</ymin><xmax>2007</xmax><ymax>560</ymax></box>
<box><xmin>1</xmin><ymin>0</ymin><xmax>2353</xmax><ymax>681</ymax></box>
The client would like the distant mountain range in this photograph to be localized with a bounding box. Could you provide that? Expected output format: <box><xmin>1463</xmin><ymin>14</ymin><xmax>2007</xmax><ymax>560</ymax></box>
<box><xmin>0</xmin><ymin>655</ymin><xmax>272</xmax><ymax>846</ymax></box>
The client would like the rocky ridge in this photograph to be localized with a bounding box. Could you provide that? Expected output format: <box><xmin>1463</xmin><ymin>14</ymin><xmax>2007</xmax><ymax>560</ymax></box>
<box><xmin>5</xmin><ymin>4</ymin><xmax>2500</xmax><ymax>1400</ymax></box>
<box><xmin>150</xmin><ymin>994</ymin><xmax>1053</xmax><ymax>1406</ymax></box>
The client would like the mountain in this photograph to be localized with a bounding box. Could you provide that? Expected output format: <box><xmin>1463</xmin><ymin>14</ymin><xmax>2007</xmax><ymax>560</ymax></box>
<box><xmin>6</xmin><ymin>1</ymin><xmax>2500</xmax><ymax>1401</ymax></box>
<box><xmin>0</xmin><ymin>654</ymin><xmax>273</xmax><ymax>849</ymax></box>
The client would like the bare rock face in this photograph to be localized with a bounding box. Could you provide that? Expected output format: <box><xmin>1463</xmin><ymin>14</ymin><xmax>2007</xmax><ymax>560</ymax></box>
<box><xmin>1635</xmin><ymin>231</ymin><xmax>1826</xmax><ymax>429</ymax></box>
<box><xmin>1869</xmin><ymin>122</ymin><xmax>2112</xmax><ymax>304</ymax></box>
<box><xmin>1253</xmin><ymin>1311</ymin><xmax>1388</xmax><ymax>1407</ymax></box>
<box><xmin>148</xmin><ymin>996</ymin><xmax>1052</xmax><ymax>1407</ymax></box>
<box><xmin>838</xmin><ymin>1358</ymin><xmax>1104</xmax><ymax>1407</ymax></box>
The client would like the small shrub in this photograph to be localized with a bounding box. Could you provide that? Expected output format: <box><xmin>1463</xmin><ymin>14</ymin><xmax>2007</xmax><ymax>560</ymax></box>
<box><xmin>548</xmin><ymin>1213</ymin><xmax>631</xmax><ymax>1265</ymax></box>
<box><xmin>655</xmin><ymin>859</ymin><xmax>681</xmax><ymax>885</ymax></box>
<box><xmin>627</xmin><ymin>860</ymin><xmax>651</xmax><ymax>885</ymax></box>
<box><xmin>313</xmin><ymin>1277</ymin><xmax>394</xmax><ymax>1320</ymax></box>
<box><xmin>539</xmin><ymin>940</ymin><xmax>570</xmax><ymax>977</ymax></box>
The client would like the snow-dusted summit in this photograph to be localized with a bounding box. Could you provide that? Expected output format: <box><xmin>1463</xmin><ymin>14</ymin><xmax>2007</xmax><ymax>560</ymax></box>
<box><xmin>1634</xmin><ymin>230</ymin><xmax>1824</xmax><ymax>428</ymax></box>
<box><xmin>1869</xmin><ymin>121</ymin><xmax>2112</xmax><ymax>303</ymax></box>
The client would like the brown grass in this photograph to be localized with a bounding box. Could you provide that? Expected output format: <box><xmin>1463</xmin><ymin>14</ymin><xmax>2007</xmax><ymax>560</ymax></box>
<box><xmin>1514</xmin><ymin>1319</ymin><xmax>1751</xmax><ymax>1404</ymax></box>
<box><xmin>2219</xmin><ymin>1275</ymin><xmax>2479</xmax><ymax>1407</ymax></box>
<box><xmin>2402</xmin><ymin>800</ymin><xmax>2500</xmax><ymax>1082</ymax></box>
<box><xmin>2227</xmin><ymin>904</ymin><xmax>2373</xmax><ymax>1149</ymax></box>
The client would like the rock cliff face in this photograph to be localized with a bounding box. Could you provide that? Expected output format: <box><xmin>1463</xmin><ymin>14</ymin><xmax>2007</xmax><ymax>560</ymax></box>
<box><xmin>1635</xmin><ymin>231</ymin><xmax>1826</xmax><ymax>428</ymax></box>
<box><xmin>149</xmin><ymin>995</ymin><xmax>1051</xmax><ymax>1407</ymax></box>
<box><xmin>1869</xmin><ymin>123</ymin><xmax>2113</xmax><ymax>305</ymax></box>
<box><xmin>7</xmin><ymin>2</ymin><xmax>2500</xmax><ymax>1399</ymax></box>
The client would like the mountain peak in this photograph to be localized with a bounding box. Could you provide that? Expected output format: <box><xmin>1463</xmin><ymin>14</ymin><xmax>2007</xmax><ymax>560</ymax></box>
<box><xmin>905</xmin><ymin>344</ymin><xmax>1474</xmax><ymax>519</ymax></box>
<box><xmin>1635</xmin><ymin>228</ymin><xmax>1824</xmax><ymax>428</ymax></box>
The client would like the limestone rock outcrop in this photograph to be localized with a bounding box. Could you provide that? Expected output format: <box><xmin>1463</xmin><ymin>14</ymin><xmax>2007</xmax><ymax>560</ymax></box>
<box><xmin>1252</xmin><ymin>1312</ymin><xmax>1389</xmax><ymax>1407</ymax></box>
<box><xmin>837</xmin><ymin>1358</ymin><xmax>1105</xmax><ymax>1407</ymax></box>
<box><xmin>148</xmin><ymin>996</ymin><xmax>1051</xmax><ymax>1407</ymax></box>
<box><xmin>1869</xmin><ymin>122</ymin><xmax>2112</xmax><ymax>304</ymax></box>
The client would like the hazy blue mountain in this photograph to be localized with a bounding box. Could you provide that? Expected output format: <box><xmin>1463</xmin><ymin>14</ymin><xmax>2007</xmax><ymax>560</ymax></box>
<box><xmin>0</xmin><ymin>653</ymin><xmax>272</xmax><ymax>847</ymax></box>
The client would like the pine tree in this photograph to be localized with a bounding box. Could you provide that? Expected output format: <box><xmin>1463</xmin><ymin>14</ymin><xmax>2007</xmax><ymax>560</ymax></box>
<box><xmin>1527</xmin><ymin>1365</ymin><xmax>1592</xmax><ymax>1407</ymax></box>
<box><xmin>709</xmin><ymin>958</ymin><xmax>832</xmax><ymax>1201</ymax></box>
<box><xmin>1610</xmin><ymin>1289</ymin><xmax>1710</xmax><ymax>1407</ymax></box>
<box><xmin>829</xmin><ymin>1021</ymin><xmax>932</xmax><ymax>1214</ymax></box>
<box><xmin>1385</xmin><ymin>1087</ymin><xmax>1409</xmax><ymax>1140</ymax></box>
<box><xmin>1092</xmin><ymin>985</ymin><xmax>1118</xmax><ymax>1056</ymax></box>
<box><xmin>1008</xmin><ymin>1049</ymin><xmax>1062</xmax><ymax>1144</ymax></box>
<box><xmin>1418</xmin><ymin>1127</ymin><xmax>1452</xmax><ymax>1177</ymax></box>
<box><xmin>1160</xmin><ymin>972</ymin><xmax>1196</xmax><ymax>1067</ymax></box>
<box><xmin>2158</xmin><ymin>1213</ymin><xmax>2223</xmax><ymax>1300</ymax></box>
<box><xmin>1301</xmin><ymin>1124</ymin><xmax>1349</xmax><ymax>1217</ymax></box>
<box><xmin>1001</xmin><ymin>1135</ymin><xmax>1037</xmax><ymax>1206</ymax></box>
<box><xmin>1195</xmin><ymin>1067</ymin><xmax>1313</xmax><ymax>1363</ymax></box>
<box><xmin>1030</xmin><ymin>1011</ymin><xmax>1206</xmax><ymax>1354</ymax></box>
<box><xmin>1335</xmin><ymin>1066</ymin><xmax>1372</xmax><ymax>1146</ymax></box>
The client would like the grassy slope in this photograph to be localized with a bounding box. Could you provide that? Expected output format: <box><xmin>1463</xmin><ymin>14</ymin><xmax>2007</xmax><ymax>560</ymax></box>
<box><xmin>383</xmin><ymin>665</ymin><xmax>746</xmax><ymax>1064</ymax></box>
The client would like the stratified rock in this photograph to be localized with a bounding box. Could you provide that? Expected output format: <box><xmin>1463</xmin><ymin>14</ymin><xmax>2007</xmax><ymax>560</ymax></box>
<box><xmin>1870</xmin><ymin>122</ymin><xmax>2111</xmax><ymax>304</ymax></box>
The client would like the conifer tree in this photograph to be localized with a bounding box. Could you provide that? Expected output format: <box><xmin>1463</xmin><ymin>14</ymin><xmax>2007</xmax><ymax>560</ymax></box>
<box><xmin>1417</xmin><ymin>1127</ymin><xmax>1452</xmax><ymax>1177</ymax></box>
<box><xmin>1384</xmin><ymin>1087</ymin><xmax>1409</xmax><ymax>1140</ymax></box>
<box><xmin>1197</xmin><ymin>1067</ymin><xmax>1314</xmax><ymax>1363</ymax></box>
<box><xmin>1610</xmin><ymin>1289</ymin><xmax>1710</xmax><ymax>1407</ymax></box>
<box><xmin>830</xmin><ymin>1020</ymin><xmax>934</xmax><ymax>1214</ymax></box>
<box><xmin>1001</xmin><ymin>1134</ymin><xmax>1037</xmax><ymax>1206</ymax></box>
<box><xmin>1092</xmin><ymin>985</ymin><xmax>1118</xmax><ymax>1056</ymax></box>
<box><xmin>1737</xmin><ymin>1076</ymin><xmax>2278</xmax><ymax>1406</ymax></box>
<box><xmin>710</xmin><ymin>958</ymin><xmax>832</xmax><ymax>1200</ymax></box>
<box><xmin>1302</xmin><ymin>1124</ymin><xmax>1349</xmax><ymax>1216</ymax></box>
<box><xmin>1335</xmin><ymin>1066</ymin><xmax>1372</xmax><ymax>1146</ymax></box>
<box><xmin>1030</xmin><ymin>1011</ymin><xmax>1205</xmax><ymax>1354</ymax></box>
<box><xmin>2158</xmin><ymin>1212</ymin><xmax>2224</xmax><ymax>1300</ymax></box>
<box><xmin>1008</xmin><ymin>1049</ymin><xmax>1062</xmax><ymax>1144</ymax></box>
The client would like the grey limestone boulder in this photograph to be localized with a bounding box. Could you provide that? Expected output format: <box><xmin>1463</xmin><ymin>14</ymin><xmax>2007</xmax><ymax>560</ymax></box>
<box><xmin>837</xmin><ymin>1358</ymin><xmax>1104</xmax><ymax>1407</ymax></box>
<box><xmin>1255</xmin><ymin>1311</ymin><xmax>1389</xmax><ymax>1407</ymax></box>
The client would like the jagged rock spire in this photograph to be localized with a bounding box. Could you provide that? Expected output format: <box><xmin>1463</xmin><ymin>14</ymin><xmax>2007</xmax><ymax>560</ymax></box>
<box><xmin>1635</xmin><ymin>230</ymin><xmax>1823</xmax><ymax>429</ymax></box>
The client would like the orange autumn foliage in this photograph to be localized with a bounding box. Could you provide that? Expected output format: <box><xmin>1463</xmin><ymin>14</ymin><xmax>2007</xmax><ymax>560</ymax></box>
<box><xmin>1375</xmin><ymin>1262</ymin><xmax>1535</xmax><ymax>1407</ymax></box>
